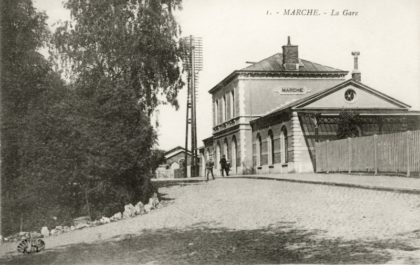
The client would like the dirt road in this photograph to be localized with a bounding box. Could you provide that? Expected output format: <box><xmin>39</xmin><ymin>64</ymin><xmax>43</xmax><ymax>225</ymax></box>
<box><xmin>1</xmin><ymin>178</ymin><xmax>419</xmax><ymax>264</ymax></box>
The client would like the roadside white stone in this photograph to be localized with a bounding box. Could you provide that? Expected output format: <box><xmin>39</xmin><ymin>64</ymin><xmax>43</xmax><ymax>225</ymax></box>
<box><xmin>30</xmin><ymin>231</ymin><xmax>42</xmax><ymax>238</ymax></box>
<box><xmin>100</xmin><ymin>216</ymin><xmax>111</xmax><ymax>224</ymax></box>
<box><xmin>134</xmin><ymin>201</ymin><xmax>145</xmax><ymax>215</ymax></box>
<box><xmin>75</xmin><ymin>223</ymin><xmax>89</xmax><ymax>230</ymax></box>
<box><xmin>147</xmin><ymin>193</ymin><xmax>159</xmax><ymax>209</ymax></box>
<box><xmin>50</xmin><ymin>229</ymin><xmax>58</xmax><ymax>236</ymax></box>
<box><xmin>41</xmin><ymin>226</ymin><xmax>49</xmax><ymax>237</ymax></box>
<box><xmin>70</xmin><ymin>226</ymin><xmax>75</xmax><ymax>231</ymax></box>
<box><xmin>110</xmin><ymin>212</ymin><xmax>122</xmax><ymax>222</ymax></box>
<box><xmin>123</xmin><ymin>203</ymin><xmax>136</xmax><ymax>218</ymax></box>
<box><xmin>144</xmin><ymin>204</ymin><xmax>152</xmax><ymax>213</ymax></box>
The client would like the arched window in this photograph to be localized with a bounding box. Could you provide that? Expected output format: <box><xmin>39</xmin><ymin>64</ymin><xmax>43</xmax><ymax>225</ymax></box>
<box><xmin>222</xmin><ymin>95</ymin><xmax>227</xmax><ymax>122</ymax></box>
<box><xmin>216</xmin><ymin>143</ymin><xmax>221</xmax><ymax>169</ymax></box>
<box><xmin>257</xmin><ymin>133</ymin><xmax>262</xmax><ymax>166</ymax></box>
<box><xmin>230</xmin><ymin>91</ymin><xmax>235</xmax><ymax>118</ymax></box>
<box><xmin>268</xmin><ymin>130</ymin><xmax>274</xmax><ymax>165</ymax></box>
<box><xmin>205</xmin><ymin>149</ymin><xmax>210</xmax><ymax>161</ymax></box>
<box><xmin>223</xmin><ymin>138</ymin><xmax>229</xmax><ymax>161</ymax></box>
<box><xmin>280</xmin><ymin>127</ymin><xmax>288</xmax><ymax>163</ymax></box>
<box><xmin>231</xmin><ymin>136</ymin><xmax>237</xmax><ymax>173</ymax></box>
<box><xmin>178</xmin><ymin>159</ymin><xmax>185</xmax><ymax>167</ymax></box>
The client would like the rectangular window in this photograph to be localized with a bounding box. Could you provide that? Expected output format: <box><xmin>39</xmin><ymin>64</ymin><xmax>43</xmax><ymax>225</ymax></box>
<box><xmin>230</xmin><ymin>91</ymin><xmax>235</xmax><ymax>118</ymax></box>
<box><xmin>214</xmin><ymin>101</ymin><xmax>218</xmax><ymax>125</ymax></box>
<box><xmin>223</xmin><ymin>96</ymin><xmax>227</xmax><ymax>122</ymax></box>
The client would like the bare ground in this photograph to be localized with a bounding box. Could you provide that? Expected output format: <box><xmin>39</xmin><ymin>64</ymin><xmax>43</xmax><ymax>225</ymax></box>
<box><xmin>1</xmin><ymin>178</ymin><xmax>420</xmax><ymax>264</ymax></box>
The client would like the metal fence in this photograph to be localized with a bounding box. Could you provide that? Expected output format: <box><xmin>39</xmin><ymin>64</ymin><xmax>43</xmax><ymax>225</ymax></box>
<box><xmin>315</xmin><ymin>130</ymin><xmax>420</xmax><ymax>176</ymax></box>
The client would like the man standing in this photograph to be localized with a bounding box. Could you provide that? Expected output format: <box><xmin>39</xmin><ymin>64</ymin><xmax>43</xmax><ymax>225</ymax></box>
<box><xmin>226</xmin><ymin>159</ymin><xmax>231</xmax><ymax>176</ymax></box>
<box><xmin>206</xmin><ymin>157</ymin><xmax>215</xmax><ymax>181</ymax></box>
<box><xmin>220</xmin><ymin>155</ymin><xmax>228</xmax><ymax>177</ymax></box>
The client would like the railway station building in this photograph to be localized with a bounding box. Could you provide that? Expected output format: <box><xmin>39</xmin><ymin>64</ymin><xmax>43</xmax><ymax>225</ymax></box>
<box><xmin>201</xmin><ymin>37</ymin><xmax>420</xmax><ymax>175</ymax></box>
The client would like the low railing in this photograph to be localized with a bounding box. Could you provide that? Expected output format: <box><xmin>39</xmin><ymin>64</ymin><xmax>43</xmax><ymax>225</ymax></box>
<box><xmin>315</xmin><ymin>130</ymin><xmax>420</xmax><ymax>176</ymax></box>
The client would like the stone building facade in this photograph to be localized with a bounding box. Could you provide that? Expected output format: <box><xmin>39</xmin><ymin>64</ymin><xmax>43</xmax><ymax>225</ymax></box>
<box><xmin>202</xmin><ymin>37</ymin><xmax>420</xmax><ymax>175</ymax></box>
<box><xmin>155</xmin><ymin>146</ymin><xmax>193</xmax><ymax>179</ymax></box>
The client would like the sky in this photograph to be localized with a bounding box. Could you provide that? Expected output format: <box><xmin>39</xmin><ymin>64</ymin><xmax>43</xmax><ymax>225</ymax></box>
<box><xmin>34</xmin><ymin>0</ymin><xmax>420</xmax><ymax>151</ymax></box>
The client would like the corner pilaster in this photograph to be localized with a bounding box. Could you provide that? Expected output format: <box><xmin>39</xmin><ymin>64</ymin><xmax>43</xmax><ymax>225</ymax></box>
<box><xmin>290</xmin><ymin>112</ymin><xmax>313</xmax><ymax>173</ymax></box>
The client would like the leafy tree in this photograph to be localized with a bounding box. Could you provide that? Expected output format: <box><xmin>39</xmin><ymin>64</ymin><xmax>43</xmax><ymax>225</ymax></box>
<box><xmin>0</xmin><ymin>0</ymin><xmax>184</xmax><ymax>236</ymax></box>
<box><xmin>1</xmin><ymin>0</ymin><xmax>69</xmax><ymax>234</ymax></box>
<box><xmin>50</xmin><ymin>0</ymin><xmax>185</xmax><ymax>218</ymax></box>
<box><xmin>17</xmin><ymin>88</ymin><xmax>85</xmax><ymax>230</ymax></box>
<box><xmin>336</xmin><ymin>110</ymin><xmax>361</xmax><ymax>139</ymax></box>
<box><xmin>149</xmin><ymin>149</ymin><xmax>166</xmax><ymax>177</ymax></box>
<box><xmin>53</xmin><ymin>0</ymin><xmax>184</xmax><ymax>114</ymax></box>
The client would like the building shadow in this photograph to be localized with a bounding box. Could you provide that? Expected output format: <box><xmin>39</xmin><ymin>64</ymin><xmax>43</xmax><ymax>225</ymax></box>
<box><xmin>2</xmin><ymin>222</ymin><xmax>418</xmax><ymax>264</ymax></box>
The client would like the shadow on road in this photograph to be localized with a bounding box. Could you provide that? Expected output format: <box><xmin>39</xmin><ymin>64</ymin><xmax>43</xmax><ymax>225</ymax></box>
<box><xmin>2</xmin><ymin>223</ymin><xmax>417</xmax><ymax>264</ymax></box>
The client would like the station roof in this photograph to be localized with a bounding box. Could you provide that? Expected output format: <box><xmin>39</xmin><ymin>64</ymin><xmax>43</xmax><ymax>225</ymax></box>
<box><xmin>209</xmin><ymin>53</ymin><xmax>348</xmax><ymax>94</ymax></box>
<box><xmin>251</xmin><ymin>79</ymin><xmax>413</xmax><ymax>124</ymax></box>
<box><xmin>243</xmin><ymin>53</ymin><xmax>345</xmax><ymax>72</ymax></box>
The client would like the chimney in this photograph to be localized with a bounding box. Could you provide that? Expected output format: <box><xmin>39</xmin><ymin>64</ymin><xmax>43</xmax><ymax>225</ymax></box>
<box><xmin>282</xmin><ymin>36</ymin><xmax>299</xmax><ymax>71</ymax></box>
<box><xmin>351</xmin><ymin>51</ymin><xmax>361</xmax><ymax>82</ymax></box>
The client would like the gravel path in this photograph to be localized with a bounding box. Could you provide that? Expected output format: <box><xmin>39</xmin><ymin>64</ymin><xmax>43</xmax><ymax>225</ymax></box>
<box><xmin>1</xmin><ymin>178</ymin><xmax>420</xmax><ymax>264</ymax></box>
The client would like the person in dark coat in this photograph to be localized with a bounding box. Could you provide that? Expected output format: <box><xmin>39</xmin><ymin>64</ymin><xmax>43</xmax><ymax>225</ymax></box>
<box><xmin>220</xmin><ymin>155</ymin><xmax>229</xmax><ymax>177</ymax></box>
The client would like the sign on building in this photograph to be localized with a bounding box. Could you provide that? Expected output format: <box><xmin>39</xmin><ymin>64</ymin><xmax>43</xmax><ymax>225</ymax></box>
<box><xmin>274</xmin><ymin>87</ymin><xmax>309</xmax><ymax>95</ymax></box>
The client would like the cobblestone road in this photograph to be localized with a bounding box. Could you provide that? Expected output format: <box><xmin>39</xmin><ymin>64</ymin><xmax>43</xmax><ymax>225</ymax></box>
<box><xmin>2</xmin><ymin>178</ymin><xmax>420</xmax><ymax>264</ymax></box>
